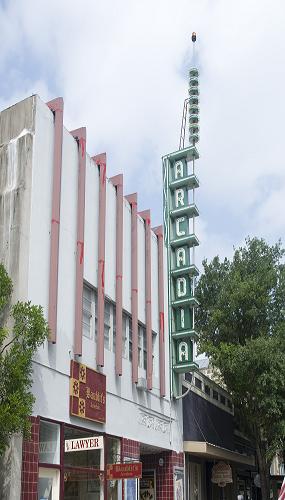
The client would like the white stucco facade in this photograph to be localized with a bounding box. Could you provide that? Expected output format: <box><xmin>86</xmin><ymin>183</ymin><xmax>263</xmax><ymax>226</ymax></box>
<box><xmin>0</xmin><ymin>95</ymin><xmax>183</xmax><ymax>468</ymax></box>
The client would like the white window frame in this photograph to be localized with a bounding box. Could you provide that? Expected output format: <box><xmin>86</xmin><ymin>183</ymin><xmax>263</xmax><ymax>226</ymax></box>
<box><xmin>83</xmin><ymin>284</ymin><xmax>93</xmax><ymax>339</ymax></box>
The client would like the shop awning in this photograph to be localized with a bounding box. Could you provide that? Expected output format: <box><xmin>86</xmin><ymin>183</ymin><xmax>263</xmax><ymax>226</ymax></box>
<box><xmin>184</xmin><ymin>441</ymin><xmax>255</xmax><ymax>467</ymax></box>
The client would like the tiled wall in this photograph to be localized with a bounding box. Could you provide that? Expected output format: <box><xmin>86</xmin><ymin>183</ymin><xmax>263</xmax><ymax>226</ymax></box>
<box><xmin>121</xmin><ymin>437</ymin><xmax>184</xmax><ymax>500</ymax></box>
<box><xmin>21</xmin><ymin>416</ymin><xmax>40</xmax><ymax>500</ymax></box>
<box><xmin>142</xmin><ymin>450</ymin><xmax>184</xmax><ymax>500</ymax></box>
<box><xmin>121</xmin><ymin>437</ymin><xmax>140</xmax><ymax>460</ymax></box>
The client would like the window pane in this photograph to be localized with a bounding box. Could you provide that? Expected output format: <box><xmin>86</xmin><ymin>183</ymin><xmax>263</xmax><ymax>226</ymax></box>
<box><xmin>39</xmin><ymin>421</ymin><xmax>60</xmax><ymax>465</ymax></box>
<box><xmin>129</xmin><ymin>320</ymin><xmax>132</xmax><ymax>361</ymax></box>
<box><xmin>123</xmin><ymin>314</ymin><xmax>128</xmax><ymax>358</ymax></box>
<box><xmin>83</xmin><ymin>284</ymin><xmax>92</xmax><ymax>338</ymax></box>
<box><xmin>195</xmin><ymin>378</ymin><xmax>202</xmax><ymax>389</ymax></box>
<box><xmin>138</xmin><ymin>326</ymin><xmax>142</xmax><ymax>367</ymax></box>
<box><xmin>104</xmin><ymin>302</ymin><xmax>111</xmax><ymax>349</ymax></box>
<box><xmin>107</xmin><ymin>437</ymin><xmax>121</xmax><ymax>464</ymax></box>
<box><xmin>94</xmin><ymin>291</ymin><xmax>98</xmax><ymax>339</ymax></box>
<box><xmin>113</xmin><ymin>305</ymin><xmax>116</xmax><ymax>352</ymax></box>
<box><xmin>143</xmin><ymin>327</ymin><xmax>147</xmax><ymax>370</ymax></box>
<box><xmin>205</xmin><ymin>385</ymin><xmax>211</xmax><ymax>396</ymax></box>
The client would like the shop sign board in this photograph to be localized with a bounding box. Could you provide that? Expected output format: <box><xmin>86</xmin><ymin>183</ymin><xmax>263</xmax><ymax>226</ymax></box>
<box><xmin>211</xmin><ymin>461</ymin><xmax>233</xmax><ymax>487</ymax></box>
<box><xmin>69</xmin><ymin>360</ymin><xmax>106</xmax><ymax>423</ymax></box>
<box><xmin>65</xmin><ymin>435</ymin><xmax>104</xmax><ymax>453</ymax></box>
<box><xmin>106</xmin><ymin>462</ymin><xmax>142</xmax><ymax>480</ymax></box>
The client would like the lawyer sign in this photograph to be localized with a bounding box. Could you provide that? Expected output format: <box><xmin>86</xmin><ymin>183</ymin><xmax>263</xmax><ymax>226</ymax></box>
<box><xmin>65</xmin><ymin>435</ymin><xmax>104</xmax><ymax>453</ymax></box>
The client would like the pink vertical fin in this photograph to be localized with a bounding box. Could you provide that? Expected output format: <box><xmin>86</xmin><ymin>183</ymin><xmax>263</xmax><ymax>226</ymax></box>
<box><xmin>71</xmin><ymin>127</ymin><xmax>87</xmax><ymax>356</ymax></box>
<box><xmin>110</xmin><ymin>174</ymin><xmax>124</xmax><ymax>376</ymax></box>
<box><xmin>138</xmin><ymin>209</ymin><xmax>152</xmax><ymax>391</ymax></box>
<box><xmin>153</xmin><ymin>225</ymin><xmax>166</xmax><ymax>397</ymax></box>
<box><xmin>125</xmin><ymin>193</ymin><xmax>138</xmax><ymax>384</ymax></box>
<box><xmin>47</xmin><ymin>97</ymin><xmax>64</xmax><ymax>343</ymax></box>
<box><xmin>93</xmin><ymin>153</ymin><xmax>107</xmax><ymax>367</ymax></box>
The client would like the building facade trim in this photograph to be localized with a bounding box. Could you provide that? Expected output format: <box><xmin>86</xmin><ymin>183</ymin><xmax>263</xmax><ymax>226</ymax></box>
<box><xmin>153</xmin><ymin>225</ymin><xmax>166</xmax><ymax>397</ymax></box>
<box><xmin>110</xmin><ymin>174</ymin><xmax>124</xmax><ymax>376</ymax></box>
<box><xmin>93</xmin><ymin>153</ymin><xmax>107</xmax><ymax>367</ymax></box>
<box><xmin>138</xmin><ymin>210</ymin><xmax>152</xmax><ymax>391</ymax></box>
<box><xmin>47</xmin><ymin>97</ymin><xmax>64</xmax><ymax>343</ymax></box>
<box><xmin>71</xmin><ymin>127</ymin><xmax>87</xmax><ymax>356</ymax></box>
<box><xmin>125</xmin><ymin>193</ymin><xmax>139</xmax><ymax>384</ymax></box>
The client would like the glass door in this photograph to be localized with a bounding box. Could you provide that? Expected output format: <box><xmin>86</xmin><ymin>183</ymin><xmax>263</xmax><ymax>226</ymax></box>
<box><xmin>38</xmin><ymin>467</ymin><xmax>60</xmax><ymax>500</ymax></box>
<box><xmin>189</xmin><ymin>462</ymin><xmax>202</xmax><ymax>500</ymax></box>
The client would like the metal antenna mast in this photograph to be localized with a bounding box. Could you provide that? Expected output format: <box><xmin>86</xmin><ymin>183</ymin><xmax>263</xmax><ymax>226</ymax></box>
<box><xmin>179</xmin><ymin>32</ymin><xmax>199</xmax><ymax>150</ymax></box>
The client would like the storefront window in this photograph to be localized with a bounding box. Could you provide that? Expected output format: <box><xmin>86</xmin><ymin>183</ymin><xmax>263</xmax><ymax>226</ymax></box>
<box><xmin>38</xmin><ymin>468</ymin><xmax>60</xmax><ymax>500</ymax></box>
<box><xmin>39</xmin><ymin>420</ymin><xmax>60</xmax><ymax>465</ymax></box>
<box><xmin>64</xmin><ymin>426</ymin><xmax>102</xmax><ymax>500</ymax></box>
<box><xmin>107</xmin><ymin>437</ymin><xmax>122</xmax><ymax>500</ymax></box>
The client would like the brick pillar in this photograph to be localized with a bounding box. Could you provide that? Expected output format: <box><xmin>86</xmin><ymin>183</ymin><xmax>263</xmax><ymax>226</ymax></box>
<box><xmin>141</xmin><ymin>450</ymin><xmax>184</xmax><ymax>500</ymax></box>
<box><xmin>21</xmin><ymin>416</ymin><xmax>40</xmax><ymax>500</ymax></box>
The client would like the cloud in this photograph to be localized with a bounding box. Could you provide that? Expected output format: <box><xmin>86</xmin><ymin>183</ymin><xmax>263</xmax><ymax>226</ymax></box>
<box><xmin>1</xmin><ymin>0</ymin><xmax>285</xmax><ymax>259</ymax></box>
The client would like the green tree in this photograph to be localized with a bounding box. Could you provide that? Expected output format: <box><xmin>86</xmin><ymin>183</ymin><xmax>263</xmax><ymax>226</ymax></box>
<box><xmin>196</xmin><ymin>238</ymin><xmax>285</xmax><ymax>500</ymax></box>
<box><xmin>0</xmin><ymin>264</ymin><xmax>49</xmax><ymax>456</ymax></box>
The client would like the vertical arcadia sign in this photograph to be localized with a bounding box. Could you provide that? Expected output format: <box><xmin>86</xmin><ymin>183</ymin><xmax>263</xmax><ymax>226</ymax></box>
<box><xmin>163</xmin><ymin>66</ymin><xmax>201</xmax><ymax>397</ymax></box>
<box><xmin>163</xmin><ymin>147</ymin><xmax>199</xmax><ymax>396</ymax></box>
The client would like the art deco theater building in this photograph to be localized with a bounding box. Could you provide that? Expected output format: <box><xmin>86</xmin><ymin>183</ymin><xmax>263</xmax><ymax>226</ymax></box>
<box><xmin>0</xmin><ymin>95</ymin><xmax>185</xmax><ymax>500</ymax></box>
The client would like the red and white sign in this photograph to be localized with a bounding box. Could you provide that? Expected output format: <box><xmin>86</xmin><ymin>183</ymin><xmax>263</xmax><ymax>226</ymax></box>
<box><xmin>106</xmin><ymin>462</ymin><xmax>142</xmax><ymax>480</ymax></box>
<box><xmin>65</xmin><ymin>435</ymin><xmax>103</xmax><ymax>453</ymax></box>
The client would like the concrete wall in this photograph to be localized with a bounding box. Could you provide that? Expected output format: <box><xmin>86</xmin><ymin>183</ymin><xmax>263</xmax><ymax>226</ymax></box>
<box><xmin>0</xmin><ymin>96</ymin><xmax>183</xmax><ymax>459</ymax></box>
<box><xmin>0</xmin><ymin>96</ymin><xmax>37</xmax><ymax>500</ymax></box>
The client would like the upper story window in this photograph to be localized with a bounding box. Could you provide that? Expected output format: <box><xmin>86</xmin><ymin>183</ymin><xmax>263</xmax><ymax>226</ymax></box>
<box><xmin>152</xmin><ymin>331</ymin><xmax>157</xmax><ymax>376</ymax></box>
<box><xmin>82</xmin><ymin>283</ymin><xmax>114</xmax><ymax>351</ymax></box>
<box><xmin>122</xmin><ymin>312</ymin><xmax>130</xmax><ymax>359</ymax></box>
<box><xmin>213</xmin><ymin>389</ymin><xmax>219</xmax><ymax>401</ymax></box>
<box><xmin>195</xmin><ymin>377</ymin><xmax>202</xmax><ymax>390</ymax></box>
<box><xmin>122</xmin><ymin>315</ymin><xmax>157</xmax><ymax>371</ymax></box>
<box><xmin>129</xmin><ymin>321</ymin><xmax>133</xmax><ymax>361</ymax></box>
<box><xmin>104</xmin><ymin>301</ymin><xmax>111</xmax><ymax>349</ymax></box>
<box><xmin>138</xmin><ymin>324</ymin><xmax>147</xmax><ymax>370</ymax></box>
<box><xmin>204</xmin><ymin>384</ymin><xmax>211</xmax><ymax>396</ymax></box>
<box><xmin>83</xmin><ymin>284</ymin><xmax>93</xmax><ymax>339</ymax></box>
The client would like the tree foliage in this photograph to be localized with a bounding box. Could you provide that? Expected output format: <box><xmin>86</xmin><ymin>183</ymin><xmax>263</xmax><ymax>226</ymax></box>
<box><xmin>0</xmin><ymin>264</ymin><xmax>49</xmax><ymax>456</ymax></box>
<box><xmin>196</xmin><ymin>238</ymin><xmax>285</xmax><ymax>499</ymax></box>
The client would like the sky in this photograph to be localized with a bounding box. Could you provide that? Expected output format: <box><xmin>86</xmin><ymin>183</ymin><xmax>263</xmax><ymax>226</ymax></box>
<box><xmin>1</xmin><ymin>0</ymin><xmax>285</xmax><ymax>267</ymax></box>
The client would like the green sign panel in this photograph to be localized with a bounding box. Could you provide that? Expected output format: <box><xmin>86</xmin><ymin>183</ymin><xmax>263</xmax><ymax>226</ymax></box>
<box><xmin>163</xmin><ymin>147</ymin><xmax>200</xmax><ymax>397</ymax></box>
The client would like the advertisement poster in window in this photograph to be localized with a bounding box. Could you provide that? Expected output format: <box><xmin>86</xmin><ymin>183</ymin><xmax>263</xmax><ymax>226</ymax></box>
<box><xmin>140</xmin><ymin>472</ymin><xmax>155</xmax><ymax>499</ymax></box>
<box><xmin>173</xmin><ymin>467</ymin><xmax>184</xmax><ymax>500</ymax></box>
